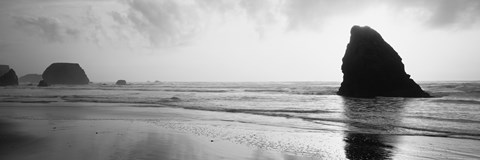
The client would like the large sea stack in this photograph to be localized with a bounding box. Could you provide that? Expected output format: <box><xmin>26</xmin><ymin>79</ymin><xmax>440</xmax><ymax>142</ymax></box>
<box><xmin>42</xmin><ymin>63</ymin><xmax>90</xmax><ymax>85</ymax></box>
<box><xmin>338</xmin><ymin>26</ymin><xmax>430</xmax><ymax>98</ymax></box>
<box><xmin>0</xmin><ymin>69</ymin><xmax>19</xmax><ymax>86</ymax></box>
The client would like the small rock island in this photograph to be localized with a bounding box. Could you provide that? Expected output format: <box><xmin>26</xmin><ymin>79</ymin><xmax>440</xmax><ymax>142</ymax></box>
<box><xmin>0</xmin><ymin>65</ymin><xmax>19</xmax><ymax>86</ymax></box>
<box><xmin>37</xmin><ymin>80</ymin><xmax>49</xmax><ymax>87</ymax></box>
<box><xmin>42</xmin><ymin>63</ymin><xmax>90</xmax><ymax>85</ymax></box>
<box><xmin>337</xmin><ymin>26</ymin><xmax>430</xmax><ymax>98</ymax></box>
<box><xmin>115</xmin><ymin>80</ymin><xmax>127</xmax><ymax>85</ymax></box>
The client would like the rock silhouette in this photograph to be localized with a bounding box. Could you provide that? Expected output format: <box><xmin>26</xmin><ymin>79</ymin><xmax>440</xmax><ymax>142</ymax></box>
<box><xmin>37</xmin><ymin>80</ymin><xmax>49</xmax><ymax>87</ymax></box>
<box><xmin>0</xmin><ymin>69</ymin><xmax>19</xmax><ymax>86</ymax></box>
<box><xmin>115</xmin><ymin>80</ymin><xmax>127</xmax><ymax>85</ymax></box>
<box><xmin>42</xmin><ymin>63</ymin><xmax>90</xmax><ymax>85</ymax></box>
<box><xmin>19</xmin><ymin>74</ymin><xmax>43</xmax><ymax>84</ymax></box>
<box><xmin>338</xmin><ymin>26</ymin><xmax>430</xmax><ymax>98</ymax></box>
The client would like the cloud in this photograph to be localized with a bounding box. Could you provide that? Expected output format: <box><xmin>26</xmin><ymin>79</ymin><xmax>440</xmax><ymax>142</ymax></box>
<box><xmin>388</xmin><ymin>0</ymin><xmax>480</xmax><ymax>28</ymax></box>
<box><xmin>239</xmin><ymin>0</ymin><xmax>281</xmax><ymax>36</ymax></box>
<box><xmin>12</xmin><ymin>16</ymin><xmax>81</xmax><ymax>42</ymax></box>
<box><xmin>197</xmin><ymin>0</ymin><xmax>237</xmax><ymax>14</ymax></box>
<box><xmin>107</xmin><ymin>0</ymin><xmax>480</xmax><ymax>48</ymax></box>
<box><xmin>6</xmin><ymin>1</ymin><xmax>119</xmax><ymax>46</ymax></box>
<box><xmin>111</xmin><ymin>0</ymin><xmax>283</xmax><ymax>46</ymax></box>
<box><xmin>112</xmin><ymin>0</ymin><xmax>204</xmax><ymax>47</ymax></box>
<box><xmin>261</xmin><ymin>0</ymin><xmax>480</xmax><ymax>30</ymax></box>
<box><xmin>9</xmin><ymin>4</ymin><xmax>118</xmax><ymax>46</ymax></box>
<box><xmin>8</xmin><ymin>0</ymin><xmax>480</xmax><ymax>48</ymax></box>
<box><xmin>281</xmin><ymin>0</ymin><xmax>371</xmax><ymax>30</ymax></box>
<box><xmin>237</xmin><ymin>0</ymin><xmax>480</xmax><ymax>30</ymax></box>
<box><xmin>110</xmin><ymin>11</ymin><xmax>127</xmax><ymax>25</ymax></box>
<box><xmin>83</xmin><ymin>6</ymin><xmax>112</xmax><ymax>47</ymax></box>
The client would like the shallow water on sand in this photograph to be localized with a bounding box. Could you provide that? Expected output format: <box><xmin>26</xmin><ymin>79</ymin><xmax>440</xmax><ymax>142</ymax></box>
<box><xmin>1</xmin><ymin>81</ymin><xmax>480</xmax><ymax>159</ymax></box>
<box><xmin>0</xmin><ymin>106</ymin><xmax>309</xmax><ymax>160</ymax></box>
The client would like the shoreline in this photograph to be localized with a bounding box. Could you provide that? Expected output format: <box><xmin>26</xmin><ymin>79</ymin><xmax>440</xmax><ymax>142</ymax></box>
<box><xmin>1</xmin><ymin>102</ymin><xmax>480</xmax><ymax>160</ymax></box>
<box><xmin>0</xmin><ymin>102</ymin><xmax>313</xmax><ymax>160</ymax></box>
<box><xmin>0</xmin><ymin>119</ymin><xmax>311</xmax><ymax>160</ymax></box>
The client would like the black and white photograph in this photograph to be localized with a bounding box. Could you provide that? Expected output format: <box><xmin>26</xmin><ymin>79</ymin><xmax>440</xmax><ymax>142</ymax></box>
<box><xmin>1</xmin><ymin>0</ymin><xmax>480</xmax><ymax>159</ymax></box>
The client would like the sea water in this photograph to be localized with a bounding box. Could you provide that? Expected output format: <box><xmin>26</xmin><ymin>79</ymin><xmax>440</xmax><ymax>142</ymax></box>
<box><xmin>1</xmin><ymin>81</ymin><xmax>479</xmax><ymax>159</ymax></box>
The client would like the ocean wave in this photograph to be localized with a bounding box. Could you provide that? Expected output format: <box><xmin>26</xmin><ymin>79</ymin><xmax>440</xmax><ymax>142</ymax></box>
<box><xmin>163</xmin><ymin>89</ymin><xmax>230</xmax><ymax>93</ymax></box>
<box><xmin>0</xmin><ymin>99</ymin><xmax>57</xmax><ymax>103</ymax></box>
<box><xmin>224</xmin><ymin>109</ymin><xmax>338</xmax><ymax>114</ymax></box>
<box><xmin>0</xmin><ymin>95</ymin><xmax>62</xmax><ymax>98</ymax></box>
<box><xmin>395</xmin><ymin>126</ymin><xmax>480</xmax><ymax>140</ymax></box>
<box><xmin>3</xmin><ymin>95</ymin><xmax>480</xmax><ymax>141</ymax></box>
<box><xmin>211</xmin><ymin>108</ymin><xmax>480</xmax><ymax>140</ymax></box>
<box><xmin>61</xmin><ymin>95</ymin><xmax>181</xmax><ymax>104</ymax></box>
<box><xmin>0</xmin><ymin>95</ymin><xmax>62</xmax><ymax>103</ymax></box>
<box><xmin>405</xmin><ymin>115</ymin><xmax>480</xmax><ymax>124</ymax></box>
<box><xmin>432</xmin><ymin>99</ymin><xmax>480</xmax><ymax>105</ymax></box>
<box><xmin>244</xmin><ymin>89</ymin><xmax>288</xmax><ymax>93</ymax></box>
<box><xmin>244</xmin><ymin>89</ymin><xmax>337</xmax><ymax>95</ymax></box>
<box><xmin>178</xmin><ymin>107</ymin><xmax>480</xmax><ymax>140</ymax></box>
<box><xmin>3</xmin><ymin>81</ymin><xmax>480</xmax><ymax>142</ymax></box>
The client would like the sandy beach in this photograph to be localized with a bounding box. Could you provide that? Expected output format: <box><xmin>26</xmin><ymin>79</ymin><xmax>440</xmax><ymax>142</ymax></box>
<box><xmin>2</xmin><ymin>0</ymin><xmax>480</xmax><ymax>159</ymax></box>
<box><xmin>0</xmin><ymin>102</ymin><xmax>313</xmax><ymax>160</ymax></box>
<box><xmin>1</xmin><ymin>101</ymin><xmax>479</xmax><ymax>160</ymax></box>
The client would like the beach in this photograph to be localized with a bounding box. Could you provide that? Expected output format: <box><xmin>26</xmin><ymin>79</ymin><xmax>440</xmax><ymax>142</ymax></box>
<box><xmin>3</xmin><ymin>0</ymin><xmax>480</xmax><ymax>159</ymax></box>
<box><xmin>1</xmin><ymin>102</ymin><xmax>479</xmax><ymax>160</ymax></box>
<box><xmin>1</xmin><ymin>82</ymin><xmax>480</xmax><ymax>159</ymax></box>
<box><xmin>0</xmin><ymin>102</ymin><xmax>313</xmax><ymax>160</ymax></box>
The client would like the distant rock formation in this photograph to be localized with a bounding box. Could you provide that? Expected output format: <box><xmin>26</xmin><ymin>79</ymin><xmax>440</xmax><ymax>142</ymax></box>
<box><xmin>42</xmin><ymin>63</ymin><xmax>90</xmax><ymax>85</ymax></box>
<box><xmin>37</xmin><ymin>80</ymin><xmax>49</xmax><ymax>87</ymax></box>
<box><xmin>19</xmin><ymin>74</ymin><xmax>43</xmax><ymax>84</ymax></box>
<box><xmin>337</xmin><ymin>26</ymin><xmax>430</xmax><ymax>98</ymax></box>
<box><xmin>115</xmin><ymin>80</ymin><xmax>127</xmax><ymax>85</ymax></box>
<box><xmin>0</xmin><ymin>65</ymin><xmax>9</xmax><ymax>76</ymax></box>
<box><xmin>0</xmin><ymin>69</ymin><xmax>19</xmax><ymax>86</ymax></box>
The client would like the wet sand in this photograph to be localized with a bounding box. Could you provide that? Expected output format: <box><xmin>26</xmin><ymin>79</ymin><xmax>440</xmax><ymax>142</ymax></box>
<box><xmin>1</xmin><ymin>102</ymin><xmax>480</xmax><ymax>160</ymax></box>
<box><xmin>0</xmin><ymin>120</ymin><xmax>313</xmax><ymax>160</ymax></box>
<box><xmin>0</xmin><ymin>102</ymin><xmax>311</xmax><ymax>160</ymax></box>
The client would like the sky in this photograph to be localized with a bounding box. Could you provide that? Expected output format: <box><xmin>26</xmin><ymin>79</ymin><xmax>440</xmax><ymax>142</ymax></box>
<box><xmin>1</xmin><ymin>0</ymin><xmax>480</xmax><ymax>82</ymax></box>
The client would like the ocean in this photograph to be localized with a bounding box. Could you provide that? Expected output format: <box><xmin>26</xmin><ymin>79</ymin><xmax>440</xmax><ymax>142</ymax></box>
<box><xmin>1</xmin><ymin>81</ymin><xmax>479</xmax><ymax>159</ymax></box>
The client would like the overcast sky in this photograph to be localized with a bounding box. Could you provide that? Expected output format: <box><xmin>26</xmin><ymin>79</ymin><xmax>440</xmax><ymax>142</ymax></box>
<box><xmin>1</xmin><ymin>0</ymin><xmax>480</xmax><ymax>82</ymax></box>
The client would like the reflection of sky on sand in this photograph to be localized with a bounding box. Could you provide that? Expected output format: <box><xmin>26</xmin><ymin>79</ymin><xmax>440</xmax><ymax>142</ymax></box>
<box><xmin>0</xmin><ymin>103</ymin><xmax>316</xmax><ymax>160</ymax></box>
<box><xmin>0</xmin><ymin>118</ymin><xmax>312</xmax><ymax>160</ymax></box>
<box><xmin>341</xmin><ymin>97</ymin><xmax>406</xmax><ymax>160</ymax></box>
<box><xmin>392</xmin><ymin>135</ymin><xmax>480</xmax><ymax>160</ymax></box>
